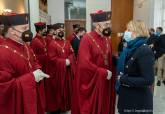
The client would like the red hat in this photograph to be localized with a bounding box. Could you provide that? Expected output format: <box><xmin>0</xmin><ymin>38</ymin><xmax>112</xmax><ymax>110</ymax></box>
<box><xmin>0</xmin><ymin>13</ymin><xmax>29</xmax><ymax>26</ymax></box>
<box><xmin>90</xmin><ymin>10</ymin><xmax>111</xmax><ymax>22</ymax></box>
<box><xmin>34</xmin><ymin>22</ymin><xmax>46</xmax><ymax>31</ymax></box>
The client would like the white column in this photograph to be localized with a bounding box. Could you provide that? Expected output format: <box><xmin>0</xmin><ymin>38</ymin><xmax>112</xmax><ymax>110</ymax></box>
<box><xmin>153</xmin><ymin>0</ymin><xmax>163</xmax><ymax>28</ymax></box>
<box><xmin>24</xmin><ymin>0</ymin><xmax>40</xmax><ymax>34</ymax></box>
<box><xmin>47</xmin><ymin>0</ymin><xmax>65</xmax><ymax>24</ymax></box>
<box><xmin>86</xmin><ymin>0</ymin><xmax>111</xmax><ymax>32</ymax></box>
<box><xmin>133</xmin><ymin>0</ymin><xmax>156</xmax><ymax>28</ymax></box>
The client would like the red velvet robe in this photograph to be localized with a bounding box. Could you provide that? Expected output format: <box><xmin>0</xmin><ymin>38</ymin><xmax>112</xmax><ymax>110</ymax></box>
<box><xmin>0</xmin><ymin>36</ymin><xmax>4</xmax><ymax>43</ymax></box>
<box><xmin>77</xmin><ymin>31</ymin><xmax>116</xmax><ymax>114</ymax></box>
<box><xmin>46</xmin><ymin>35</ymin><xmax>53</xmax><ymax>46</ymax></box>
<box><xmin>45</xmin><ymin>38</ymin><xmax>74</xmax><ymax>112</ymax></box>
<box><xmin>0</xmin><ymin>38</ymin><xmax>45</xmax><ymax>114</ymax></box>
<box><xmin>31</xmin><ymin>34</ymin><xmax>48</xmax><ymax>71</ymax></box>
<box><xmin>69</xmin><ymin>54</ymin><xmax>80</xmax><ymax>114</ymax></box>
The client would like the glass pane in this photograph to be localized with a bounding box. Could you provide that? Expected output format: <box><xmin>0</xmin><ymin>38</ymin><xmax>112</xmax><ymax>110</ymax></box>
<box><xmin>70</xmin><ymin>7</ymin><xmax>86</xmax><ymax>19</ymax></box>
<box><xmin>65</xmin><ymin>0</ymin><xmax>86</xmax><ymax>19</ymax></box>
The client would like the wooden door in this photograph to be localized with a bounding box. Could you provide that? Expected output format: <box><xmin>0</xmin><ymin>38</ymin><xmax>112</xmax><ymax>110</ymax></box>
<box><xmin>111</xmin><ymin>0</ymin><xmax>134</xmax><ymax>33</ymax></box>
<box><xmin>111</xmin><ymin>0</ymin><xmax>134</xmax><ymax>54</ymax></box>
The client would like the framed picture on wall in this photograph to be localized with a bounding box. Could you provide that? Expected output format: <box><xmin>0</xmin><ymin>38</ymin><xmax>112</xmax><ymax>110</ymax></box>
<box><xmin>39</xmin><ymin>0</ymin><xmax>48</xmax><ymax>13</ymax></box>
<box><xmin>39</xmin><ymin>10</ymin><xmax>51</xmax><ymax>24</ymax></box>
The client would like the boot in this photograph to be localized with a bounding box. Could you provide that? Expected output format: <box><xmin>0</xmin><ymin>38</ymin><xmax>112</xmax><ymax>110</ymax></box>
<box><xmin>157</xmin><ymin>80</ymin><xmax>161</xmax><ymax>86</ymax></box>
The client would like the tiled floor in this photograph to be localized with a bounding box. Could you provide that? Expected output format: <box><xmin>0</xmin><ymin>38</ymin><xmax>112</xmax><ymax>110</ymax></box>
<box><xmin>52</xmin><ymin>80</ymin><xmax>165</xmax><ymax>114</ymax></box>
<box><xmin>153</xmin><ymin>82</ymin><xmax>165</xmax><ymax>114</ymax></box>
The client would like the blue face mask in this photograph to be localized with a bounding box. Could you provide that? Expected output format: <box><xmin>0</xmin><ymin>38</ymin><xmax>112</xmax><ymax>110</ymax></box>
<box><xmin>123</xmin><ymin>31</ymin><xmax>133</xmax><ymax>42</ymax></box>
<box><xmin>155</xmin><ymin>32</ymin><xmax>161</xmax><ymax>36</ymax></box>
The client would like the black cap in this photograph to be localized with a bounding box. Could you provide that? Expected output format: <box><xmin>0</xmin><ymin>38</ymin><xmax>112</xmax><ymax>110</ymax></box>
<box><xmin>34</xmin><ymin>22</ymin><xmax>46</xmax><ymax>31</ymax></box>
<box><xmin>73</xmin><ymin>24</ymin><xmax>80</xmax><ymax>29</ymax></box>
<box><xmin>90</xmin><ymin>10</ymin><xmax>111</xmax><ymax>22</ymax></box>
<box><xmin>0</xmin><ymin>13</ymin><xmax>29</xmax><ymax>26</ymax></box>
<box><xmin>53</xmin><ymin>23</ymin><xmax>64</xmax><ymax>30</ymax></box>
<box><xmin>47</xmin><ymin>24</ymin><xmax>54</xmax><ymax>30</ymax></box>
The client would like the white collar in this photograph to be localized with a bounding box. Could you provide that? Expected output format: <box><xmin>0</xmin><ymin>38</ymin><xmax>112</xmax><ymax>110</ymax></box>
<box><xmin>75</xmin><ymin>35</ymin><xmax>80</xmax><ymax>40</ymax></box>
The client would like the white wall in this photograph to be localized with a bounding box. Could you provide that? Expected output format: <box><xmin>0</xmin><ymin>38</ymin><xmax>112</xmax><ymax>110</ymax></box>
<box><xmin>48</xmin><ymin>0</ymin><xmax>65</xmax><ymax>24</ymax></box>
<box><xmin>153</xmin><ymin>0</ymin><xmax>163</xmax><ymax>28</ymax></box>
<box><xmin>86</xmin><ymin>0</ymin><xmax>111</xmax><ymax>31</ymax></box>
<box><xmin>24</xmin><ymin>0</ymin><xmax>40</xmax><ymax>34</ymax></box>
<box><xmin>133</xmin><ymin>0</ymin><xmax>155</xmax><ymax>28</ymax></box>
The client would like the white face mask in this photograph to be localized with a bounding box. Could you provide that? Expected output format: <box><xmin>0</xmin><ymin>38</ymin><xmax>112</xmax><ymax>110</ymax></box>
<box><xmin>123</xmin><ymin>31</ymin><xmax>133</xmax><ymax>42</ymax></box>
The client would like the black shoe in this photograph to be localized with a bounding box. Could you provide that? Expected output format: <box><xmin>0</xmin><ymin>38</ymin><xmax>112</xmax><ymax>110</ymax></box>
<box><xmin>50</xmin><ymin>110</ymin><xmax>61</xmax><ymax>114</ymax></box>
<box><xmin>162</xmin><ymin>80</ymin><xmax>165</xmax><ymax>85</ymax></box>
<box><xmin>157</xmin><ymin>80</ymin><xmax>161</xmax><ymax>86</ymax></box>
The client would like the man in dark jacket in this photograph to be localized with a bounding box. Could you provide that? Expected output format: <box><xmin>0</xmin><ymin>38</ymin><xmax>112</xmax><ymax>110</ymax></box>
<box><xmin>148</xmin><ymin>27</ymin><xmax>163</xmax><ymax>50</ymax></box>
<box><xmin>156</xmin><ymin>34</ymin><xmax>165</xmax><ymax>86</ymax></box>
<box><xmin>71</xmin><ymin>27</ymin><xmax>86</xmax><ymax>57</ymax></box>
<box><xmin>154</xmin><ymin>27</ymin><xmax>164</xmax><ymax>58</ymax></box>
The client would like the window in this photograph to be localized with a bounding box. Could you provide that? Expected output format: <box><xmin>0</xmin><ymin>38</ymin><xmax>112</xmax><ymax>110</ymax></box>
<box><xmin>65</xmin><ymin>0</ymin><xmax>86</xmax><ymax>20</ymax></box>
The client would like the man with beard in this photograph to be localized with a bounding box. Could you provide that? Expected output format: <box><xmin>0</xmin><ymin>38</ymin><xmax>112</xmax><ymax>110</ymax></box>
<box><xmin>0</xmin><ymin>13</ymin><xmax>49</xmax><ymax>114</ymax></box>
<box><xmin>45</xmin><ymin>23</ymin><xmax>74</xmax><ymax>114</ymax></box>
<box><xmin>76</xmin><ymin>10</ymin><xmax>116</xmax><ymax>114</ymax></box>
<box><xmin>31</xmin><ymin>22</ymin><xmax>48</xmax><ymax>71</ymax></box>
<box><xmin>46</xmin><ymin>24</ymin><xmax>55</xmax><ymax>45</ymax></box>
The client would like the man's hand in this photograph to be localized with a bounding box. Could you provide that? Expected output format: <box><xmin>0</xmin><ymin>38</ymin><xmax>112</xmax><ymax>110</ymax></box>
<box><xmin>107</xmin><ymin>70</ymin><xmax>112</xmax><ymax>80</ymax></box>
<box><xmin>149</xmin><ymin>44</ymin><xmax>154</xmax><ymax>48</ymax></box>
<box><xmin>66</xmin><ymin>59</ymin><xmax>70</xmax><ymax>66</ymax></box>
<box><xmin>33</xmin><ymin>69</ymin><xmax>50</xmax><ymax>82</ymax></box>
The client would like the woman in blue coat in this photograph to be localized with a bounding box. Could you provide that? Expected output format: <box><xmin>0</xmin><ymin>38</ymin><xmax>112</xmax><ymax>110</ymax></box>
<box><xmin>117</xmin><ymin>20</ymin><xmax>155</xmax><ymax>114</ymax></box>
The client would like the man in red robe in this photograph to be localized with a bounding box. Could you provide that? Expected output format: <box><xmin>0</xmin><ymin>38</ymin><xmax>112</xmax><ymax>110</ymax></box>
<box><xmin>31</xmin><ymin>22</ymin><xmax>48</xmax><ymax>71</ymax></box>
<box><xmin>67</xmin><ymin>24</ymin><xmax>80</xmax><ymax>43</ymax></box>
<box><xmin>0</xmin><ymin>13</ymin><xmax>49</xmax><ymax>114</ymax></box>
<box><xmin>45</xmin><ymin>23</ymin><xmax>74</xmax><ymax>114</ymax></box>
<box><xmin>76</xmin><ymin>10</ymin><xmax>116</xmax><ymax>114</ymax></box>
